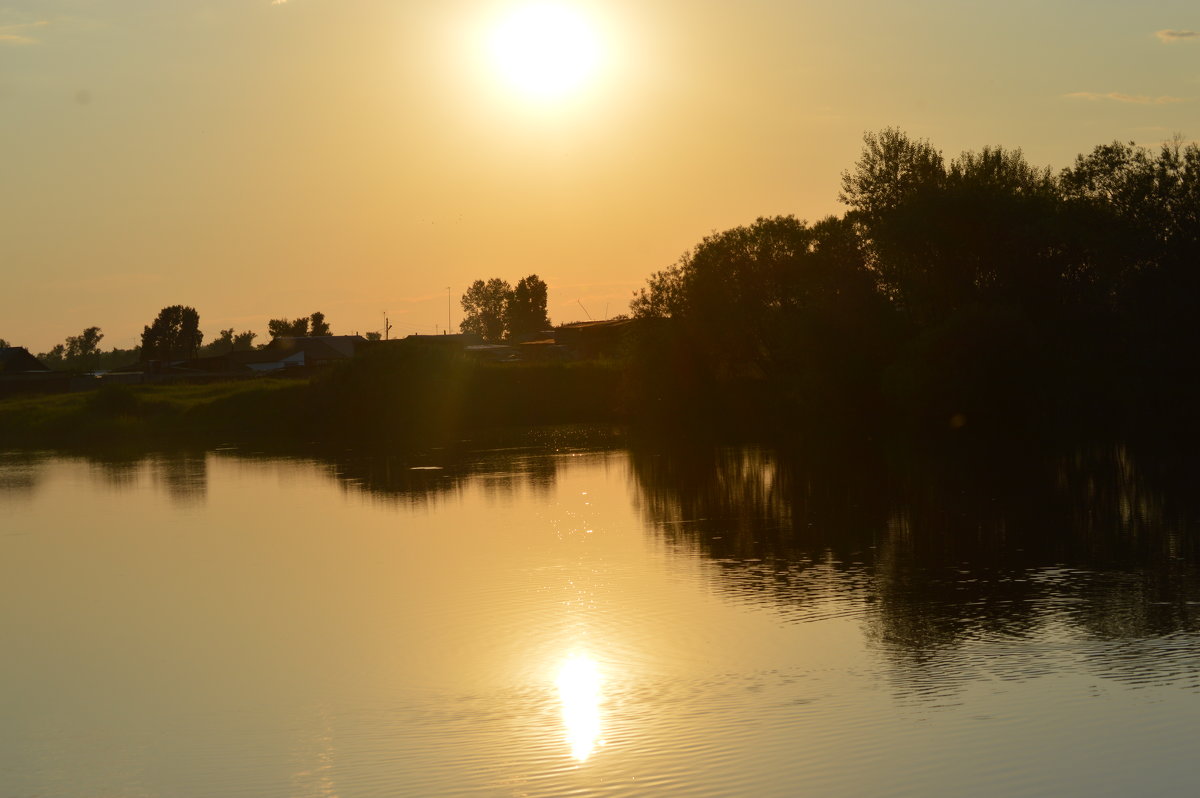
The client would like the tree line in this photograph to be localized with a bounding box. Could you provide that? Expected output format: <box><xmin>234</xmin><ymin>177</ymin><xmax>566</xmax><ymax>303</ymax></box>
<box><xmin>9</xmin><ymin>127</ymin><xmax>1198</xmax><ymax>445</ymax></box>
<box><xmin>9</xmin><ymin>270</ymin><xmax>556</xmax><ymax>372</ymax></box>
<box><xmin>626</xmin><ymin>129</ymin><xmax>1200</xmax><ymax>440</ymax></box>
<box><xmin>7</xmin><ymin>307</ymin><xmax>336</xmax><ymax>372</ymax></box>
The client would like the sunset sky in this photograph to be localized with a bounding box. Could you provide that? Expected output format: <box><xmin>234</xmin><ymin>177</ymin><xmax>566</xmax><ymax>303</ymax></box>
<box><xmin>3</xmin><ymin>0</ymin><xmax>1197</xmax><ymax>353</ymax></box>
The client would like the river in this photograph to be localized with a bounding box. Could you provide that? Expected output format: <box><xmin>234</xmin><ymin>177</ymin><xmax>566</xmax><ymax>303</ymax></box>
<box><xmin>3</xmin><ymin>437</ymin><xmax>1199</xmax><ymax>796</ymax></box>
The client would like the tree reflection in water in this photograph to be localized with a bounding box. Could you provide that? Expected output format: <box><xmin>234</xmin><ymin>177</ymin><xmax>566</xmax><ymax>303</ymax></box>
<box><xmin>0</xmin><ymin>451</ymin><xmax>46</xmax><ymax>504</ymax></box>
<box><xmin>626</xmin><ymin>438</ymin><xmax>1200</xmax><ymax>691</ymax></box>
<box><xmin>8</xmin><ymin>428</ymin><xmax>1200</xmax><ymax>693</ymax></box>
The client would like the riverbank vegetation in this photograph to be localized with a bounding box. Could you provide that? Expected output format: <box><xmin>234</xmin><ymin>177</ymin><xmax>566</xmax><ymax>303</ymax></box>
<box><xmin>624</xmin><ymin>130</ymin><xmax>1200</xmax><ymax>446</ymax></box>
<box><xmin>0</xmin><ymin>351</ymin><xmax>624</xmax><ymax>453</ymax></box>
<box><xmin>4</xmin><ymin>129</ymin><xmax>1199</xmax><ymax>454</ymax></box>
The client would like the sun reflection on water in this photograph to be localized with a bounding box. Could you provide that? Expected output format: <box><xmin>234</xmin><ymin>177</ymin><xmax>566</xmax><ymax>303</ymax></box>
<box><xmin>555</xmin><ymin>651</ymin><xmax>603</xmax><ymax>762</ymax></box>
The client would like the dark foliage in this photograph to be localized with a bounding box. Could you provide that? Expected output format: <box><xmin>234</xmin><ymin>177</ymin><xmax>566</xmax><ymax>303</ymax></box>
<box><xmin>202</xmin><ymin>328</ymin><xmax>257</xmax><ymax>356</ymax></box>
<box><xmin>629</xmin><ymin>129</ymin><xmax>1200</xmax><ymax>442</ymax></box>
<box><xmin>268</xmin><ymin>311</ymin><xmax>330</xmax><ymax>339</ymax></box>
<box><xmin>141</xmin><ymin>306</ymin><xmax>202</xmax><ymax>361</ymax></box>
<box><xmin>506</xmin><ymin>274</ymin><xmax>551</xmax><ymax>340</ymax></box>
<box><xmin>460</xmin><ymin>278</ymin><xmax>512</xmax><ymax>342</ymax></box>
<box><xmin>460</xmin><ymin>275</ymin><xmax>551</xmax><ymax>342</ymax></box>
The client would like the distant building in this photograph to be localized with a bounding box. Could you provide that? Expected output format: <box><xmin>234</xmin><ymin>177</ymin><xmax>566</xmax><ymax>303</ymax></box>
<box><xmin>0</xmin><ymin>347</ymin><xmax>52</xmax><ymax>374</ymax></box>
<box><xmin>263</xmin><ymin>335</ymin><xmax>364</xmax><ymax>362</ymax></box>
<box><xmin>401</xmin><ymin>333</ymin><xmax>485</xmax><ymax>347</ymax></box>
<box><xmin>0</xmin><ymin>347</ymin><xmax>66</xmax><ymax>395</ymax></box>
<box><xmin>555</xmin><ymin>319</ymin><xmax>637</xmax><ymax>359</ymax></box>
<box><xmin>237</xmin><ymin>335</ymin><xmax>367</xmax><ymax>372</ymax></box>
<box><xmin>465</xmin><ymin>343</ymin><xmax>519</xmax><ymax>361</ymax></box>
<box><xmin>516</xmin><ymin>338</ymin><xmax>571</xmax><ymax>360</ymax></box>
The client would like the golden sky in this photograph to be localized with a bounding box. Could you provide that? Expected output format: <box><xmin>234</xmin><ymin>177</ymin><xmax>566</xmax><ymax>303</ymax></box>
<box><xmin>2</xmin><ymin>0</ymin><xmax>1197</xmax><ymax>351</ymax></box>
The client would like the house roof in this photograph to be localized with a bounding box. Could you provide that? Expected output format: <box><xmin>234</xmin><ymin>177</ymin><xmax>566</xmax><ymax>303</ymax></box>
<box><xmin>402</xmin><ymin>333</ymin><xmax>485</xmax><ymax>346</ymax></box>
<box><xmin>0</xmin><ymin>347</ymin><xmax>52</xmax><ymax>374</ymax></box>
<box><xmin>261</xmin><ymin>335</ymin><xmax>365</xmax><ymax>360</ymax></box>
<box><xmin>557</xmin><ymin>318</ymin><xmax>635</xmax><ymax>331</ymax></box>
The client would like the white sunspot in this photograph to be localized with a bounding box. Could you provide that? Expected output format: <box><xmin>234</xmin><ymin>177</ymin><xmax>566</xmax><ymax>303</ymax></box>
<box><xmin>487</xmin><ymin>3</ymin><xmax>602</xmax><ymax>100</ymax></box>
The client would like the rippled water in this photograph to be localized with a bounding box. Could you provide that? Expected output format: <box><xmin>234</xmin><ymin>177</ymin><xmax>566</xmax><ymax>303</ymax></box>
<box><xmin>3</xmin><ymin>441</ymin><xmax>1200</xmax><ymax>796</ymax></box>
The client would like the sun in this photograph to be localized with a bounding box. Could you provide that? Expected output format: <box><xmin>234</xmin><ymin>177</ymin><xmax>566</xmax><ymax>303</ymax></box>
<box><xmin>487</xmin><ymin>3</ymin><xmax>603</xmax><ymax>100</ymax></box>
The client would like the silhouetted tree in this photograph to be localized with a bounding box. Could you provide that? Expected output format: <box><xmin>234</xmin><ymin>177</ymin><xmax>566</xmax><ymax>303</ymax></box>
<box><xmin>269</xmin><ymin>317</ymin><xmax>307</xmax><ymax>338</ymax></box>
<box><xmin>1060</xmin><ymin>137</ymin><xmax>1200</xmax><ymax>404</ymax></box>
<box><xmin>232</xmin><ymin>330</ymin><xmax>257</xmax><ymax>350</ymax></box>
<box><xmin>505</xmin><ymin>275</ymin><xmax>550</xmax><ymax>340</ymax></box>
<box><xmin>268</xmin><ymin>312</ymin><xmax>330</xmax><ymax>338</ymax></box>
<box><xmin>630</xmin><ymin>263</ymin><xmax>687</xmax><ymax>319</ymax></box>
<box><xmin>141</xmin><ymin>306</ymin><xmax>202</xmax><ymax>361</ymax></box>
<box><xmin>39</xmin><ymin>344</ymin><xmax>66</xmax><ymax>369</ymax></box>
<box><xmin>841</xmin><ymin>130</ymin><xmax>1075</xmax><ymax>323</ymax></box>
<box><xmin>1060</xmin><ymin>137</ymin><xmax>1200</xmax><ymax>268</ymax></box>
<box><xmin>840</xmin><ymin>127</ymin><xmax>945</xmax><ymax>226</ymax></box>
<box><xmin>205</xmin><ymin>329</ymin><xmax>235</xmax><ymax>356</ymax></box>
<box><xmin>631</xmin><ymin>215</ymin><xmax>884</xmax><ymax>378</ymax></box>
<box><xmin>460</xmin><ymin>279</ymin><xmax>511</xmax><ymax>342</ymax></box>
<box><xmin>65</xmin><ymin>326</ymin><xmax>104</xmax><ymax>370</ymax></box>
<box><xmin>202</xmin><ymin>328</ymin><xmax>258</xmax><ymax>356</ymax></box>
<box><xmin>309</xmin><ymin>311</ymin><xmax>331</xmax><ymax>336</ymax></box>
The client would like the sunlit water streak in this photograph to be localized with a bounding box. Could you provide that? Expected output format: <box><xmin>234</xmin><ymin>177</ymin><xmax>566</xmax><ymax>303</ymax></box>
<box><xmin>556</xmin><ymin>651</ymin><xmax>604</xmax><ymax>761</ymax></box>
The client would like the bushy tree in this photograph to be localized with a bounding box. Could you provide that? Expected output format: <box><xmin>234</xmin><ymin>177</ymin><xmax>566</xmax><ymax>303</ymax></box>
<box><xmin>840</xmin><ymin>127</ymin><xmax>945</xmax><ymax>225</ymax></box>
<box><xmin>232</xmin><ymin>330</ymin><xmax>257</xmax><ymax>350</ymax></box>
<box><xmin>841</xmin><ymin>130</ymin><xmax>1072</xmax><ymax>322</ymax></box>
<box><xmin>268</xmin><ymin>312</ymin><xmax>330</xmax><ymax>338</ymax></box>
<box><xmin>65</xmin><ymin>326</ymin><xmax>104</xmax><ymax>370</ymax></box>
<box><xmin>460</xmin><ymin>279</ymin><xmax>511</xmax><ymax>342</ymax></box>
<box><xmin>309</xmin><ymin>311</ymin><xmax>330</xmax><ymax>336</ymax></box>
<box><xmin>1060</xmin><ymin>137</ymin><xmax>1200</xmax><ymax>259</ymax></box>
<box><xmin>205</xmin><ymin>329</ymin><xmax>235</xmax><ymax>355</ymax></box>
<box><xmin>141</xmin><ymin>306</ymin><xmax>203</xmax><ymax>361</ymax></box>
<box><xmin>202</xmin><ymin>328</ymin><xmax>258</xmax><ymax>356</ymax></box>
<box><xmin>629</xmin><ymin>262</ymin><xmax>687</xmax><ymax>319</ymax></box>
<box><xmin>505</xmin><ymin>275</ymin><xmax>550</xmax><ymax>339</ymax></box>
<box><xmin>1060</xmin><ymin>137</ymin><xmax>1200</xmax><ymax>389</ymax></box>
<box><xmin>630</xmin><ymin>215</ymin><xmax>886</xmax><ymax>378</ymax></box>
<box><xmin>269</xmin><ymin>317</ymin><xmax>308</xmax><ymax>338</ymax></box>
<box><xmin>39</xmin><ymin>344</ymin><xmax>66</xmax><ymax>369</ymax></box>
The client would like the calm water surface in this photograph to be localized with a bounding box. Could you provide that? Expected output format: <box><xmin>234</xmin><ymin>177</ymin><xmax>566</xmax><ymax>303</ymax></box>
<box><xmin>2</xmin><ymin>441</ymin><xmax>1200</xmax><ymax>797</ymax></box>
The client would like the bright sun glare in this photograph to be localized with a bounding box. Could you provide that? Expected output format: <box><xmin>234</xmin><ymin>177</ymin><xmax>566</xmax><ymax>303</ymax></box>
<box><xmin>556</xmin><ymin>651</ymin><xmax>603</xmax><ymax>761</ymax></box>
<box><xmin>488</xmin><ymin>3</ymin><xmax>602</xmax><ymax>100</ymax></box>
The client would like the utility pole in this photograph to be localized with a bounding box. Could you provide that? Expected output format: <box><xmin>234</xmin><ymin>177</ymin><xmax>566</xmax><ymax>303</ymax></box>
<box><xmin>447</xmin><ymin>286</ymin><xmax>452</xmax><ymax>335</ymax></box>
<box><xmin>384</xmin><ymin>316</ymin><xmax>393</xmax><ymax>340</ymax></box>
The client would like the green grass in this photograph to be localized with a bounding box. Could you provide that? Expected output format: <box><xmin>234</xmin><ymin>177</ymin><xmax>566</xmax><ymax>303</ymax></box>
<box><xmin>0</xmin><ymin>354</ymin><xmax>627</xmax><ymax>455</ymax></box>
<box><xmin>0</xmin><ymin>379</ymin><xmax>307</xmax><ymax>452</ymax></box>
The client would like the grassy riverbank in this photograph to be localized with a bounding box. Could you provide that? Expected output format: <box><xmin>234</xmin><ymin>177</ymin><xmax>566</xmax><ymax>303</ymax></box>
<box><xmin>4</xmin><ymin>333</ymin><xmax>1185</xmax><ymax>458</ymax></box>
<box><xmin>0</xmin><ymin>348</ymin><xmax>625</xmax><ymax>453</ymax></box>
<box><xmin>0</xmin><ymin>379</ymin><xmax>308</xmax><ymax>451</ymax></box>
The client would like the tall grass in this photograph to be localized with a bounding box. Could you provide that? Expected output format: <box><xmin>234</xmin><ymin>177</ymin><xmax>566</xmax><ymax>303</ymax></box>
<box><xmin>0</xmin><ymin>350</ymin><xmax>624</xmax><ymax>453</ymax></box>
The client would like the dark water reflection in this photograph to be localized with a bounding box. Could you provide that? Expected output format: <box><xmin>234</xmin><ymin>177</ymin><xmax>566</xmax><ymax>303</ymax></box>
<box><xmin>6</xmin><ymin>433</ymin><xmax>1200</xmax><ymax>796</ymax></box>
<box><xmin>10</xmin><ymin>437</ymin><xmax>1200</xmax><ymax>652</ymax></box>
<box><xmin>0</xmin><ymin>451</ymin><xmax>44</xmax><ymax>502</ymax></box>
<box><xmin>626</xmin><ymin>440</ymin><xmax>1200</xmax><ymax>695</ymax></box>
